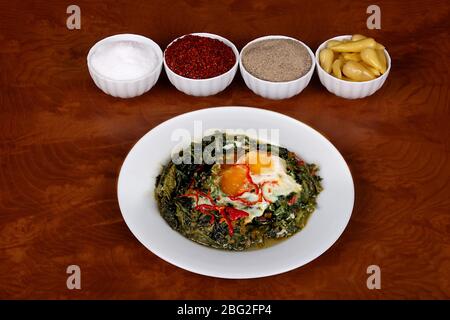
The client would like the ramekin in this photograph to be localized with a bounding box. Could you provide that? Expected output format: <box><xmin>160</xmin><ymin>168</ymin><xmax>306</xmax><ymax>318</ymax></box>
<box><xmin>87</xmin><ymin>34</ymin><xmax>163</xmax><ymax>98</ymax></box>
<box><xmin>164</xmin><ymin>33</ymin><xmax>239</xmax><ymax>97</ymax></box>
<box><xmin>315</xmin><ymin>35</ymin><xmax>391</xmax><ymax>99</ymax></box>
<box><xmin>239</xmin><ymin>35</ymin><xmax>315</xmax><ymax>100</ymax></box>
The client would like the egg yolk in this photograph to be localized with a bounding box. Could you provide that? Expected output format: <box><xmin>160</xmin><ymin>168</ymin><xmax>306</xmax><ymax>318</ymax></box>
<box><xmin>220</xmin><ymin>165</ymin><xmax>248</xmax><ymax>196</ymax></box>
<box><xmin>245</xmin><ymin>151</ymin><xmax>273</xmax><ymax>175</ymax></box>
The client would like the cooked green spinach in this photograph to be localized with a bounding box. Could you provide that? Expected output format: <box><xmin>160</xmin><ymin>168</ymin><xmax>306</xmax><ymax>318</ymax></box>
<box><xmin>155</xmin><ymin>133</ymin><xmax>322</xmax><ymax>250</ymax></box>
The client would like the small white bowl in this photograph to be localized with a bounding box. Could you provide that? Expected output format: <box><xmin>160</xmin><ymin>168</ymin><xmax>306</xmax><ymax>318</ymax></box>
<box><xmin>239</xmin><ymin>35</ymin><xmax>315</xmax><ymax>100</ymax></box>
<box><xmin>163</xmin><ymin>33</ymin><xmax>239</xmax><ymax>97</ymax></box>
<box><xmin>87</xmin><ymin>34</ymin><xmax>163</xmax><ymax>98</ymax></box>
<box><xmin>315</xmin><ymin>35</ymin><xmax>391</xmax><ymax>99</ymax></box>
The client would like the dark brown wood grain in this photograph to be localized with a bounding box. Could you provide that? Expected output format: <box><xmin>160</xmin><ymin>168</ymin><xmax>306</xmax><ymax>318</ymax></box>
<box><xmin>0</xmin><ymin>0</ymin><xmax>449</xmax><ymax>299</ymax></box>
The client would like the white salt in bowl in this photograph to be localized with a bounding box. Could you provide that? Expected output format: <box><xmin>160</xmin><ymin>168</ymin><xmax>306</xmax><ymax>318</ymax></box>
<box><xmin>315</xmin><ymin>35</ymin><xmax>391</xmax><ymax>99</ymax></box>
<box><xmin>164</xmin><ymin>33</ymin><xmax>239</xmax><ymax>97</ymax></box>
<box><xmin>240</xmin><ymin>35</ymin><xmax>315</xmax><ymax>100</ymax></box>
<box><xmin>87</xmin><ymin>34</ymin><xmax>163</xmax><ymax>98</ymax></box>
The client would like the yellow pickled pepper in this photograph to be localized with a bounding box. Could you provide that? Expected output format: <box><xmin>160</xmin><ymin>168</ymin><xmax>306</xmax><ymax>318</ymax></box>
<box><xmin>342</xmin><ymin>52</ymin><xmax>361</xmax><ymax>62</ymax></box>
<box><xmin>374</xmin><ymin>42</ymin><xmax>385</xmax><ymax>50</ymax></box>
<box><xmin>319</xmin><ymin>48</ymin><xmax>334</xmax><ymax>73</ymax></box>
<box><xmin>360</xmin><ymin>48</ymin><xmax>384</xmax><ymax>73</ymax></box>
<box><xmin>364</xmin><ymin>64</ymin><xmax>381</xmax><ymax>76</ymax></box>
<box><xmin>332</xmin><ymin>59</ymin><xmax>343</xmax><ymax>79</ymax></box>
<box><xmin>326</xmin><ymin>40</ymin><xmax>341</xmax><ymax>48</ymax></box>
<box><xmin>352</xmin><ymin>34</ymin><xmax>385</xmax><ymax>50</ymax></box>
<box><xmin>331</xmin><ymin>38</ymin><xmax>376</xmax><ymax>52</ymax></box>
<box><xmin>351</xmin><ymin>34</ymin><xmax>367</xmax><ymax>41</ymax></box>
<box><xmin>376</xmin><ymin>49</ymin><xmax>387</xmax><ymax>74</ymax></box>
<box><xmin>342</xmin><ymin>61</ymin><xmax>375</xmax><ymax>81</ymax></box>
<box><xmin>322</xmin><ymin>35</ymin><xmax>387</xmax><ymax>80</ymax></box>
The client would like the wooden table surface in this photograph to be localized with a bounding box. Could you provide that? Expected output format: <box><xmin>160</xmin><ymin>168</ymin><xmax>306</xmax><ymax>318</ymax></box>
<box><xmin>0</xmin><ymin>0</ymin><xmax>449</xmax><ymax>299</ymax></box>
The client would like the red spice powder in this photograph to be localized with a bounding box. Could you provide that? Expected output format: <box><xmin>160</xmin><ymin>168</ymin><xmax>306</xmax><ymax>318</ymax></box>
<box><xmin>165</xmin><ymin>35</ymin><xmax>236</xmax><ymax>79</ymax></box>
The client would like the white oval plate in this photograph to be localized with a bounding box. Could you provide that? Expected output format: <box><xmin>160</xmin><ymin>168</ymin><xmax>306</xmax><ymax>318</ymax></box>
<box><xmin>117</xmin><ymin>106</ymin><xmax>354</xmax><ymax>279</ymax></box>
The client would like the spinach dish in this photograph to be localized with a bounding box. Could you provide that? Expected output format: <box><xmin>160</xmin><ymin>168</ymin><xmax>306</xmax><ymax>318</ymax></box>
<box><xmin>155</xmin><ymin>133</ymin><xmax>322</xmax><ymax>250</ymax></box>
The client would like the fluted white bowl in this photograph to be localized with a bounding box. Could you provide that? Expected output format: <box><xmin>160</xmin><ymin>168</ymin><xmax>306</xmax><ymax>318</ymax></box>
<box><xmin>164</xmin><ymin>33</ymin><xmax>239</xmax><ymax>97</ymax></box>
<box><xmin>87</xmin><ymin>34</ymin><xmax>163</xmax><ymax>98</ymax></box>
<box><xmin>240</xmin><ymin>35</ymin><xmax>315</xmax><ymax>100</ymax></box>
<box><xmin>315</xmin><ymin>35</ymin><xmax>391</xmax><ymax>99</ymax></box>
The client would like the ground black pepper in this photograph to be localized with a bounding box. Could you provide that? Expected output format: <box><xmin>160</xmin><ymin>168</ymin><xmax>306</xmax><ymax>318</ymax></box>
<box><xmin>242</xmin><ymin>39</ymin><xmax>312</xmax><ymax>82</ymax></box>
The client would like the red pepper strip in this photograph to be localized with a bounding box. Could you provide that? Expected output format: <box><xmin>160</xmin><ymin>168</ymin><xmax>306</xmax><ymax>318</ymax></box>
<box><xmin>194</xmin><ymin>204</ymin><xmax>217</xmax><ymax>224</ymax></box>
<box><xmin>218</xmin><ymin>207</ymin><xmax>234</xmax><ymax>236</ymax></box>
<box><xmin>179</xmin><ymin>192</ymin><xmax>199</xmax><ymax>205</ymax></box>
<box><xmin>227</xmin><ymin>185</ymin><xmax>260</xmax><ymax>205</ymax></box>
<box><xmin>180</xmin><ymin>190</ymin><xmax>214</xmax><ymax>206</ymax></box>
<box><xmin>227</xmin><ymin>164</ymin><xmax>258</xmax><ymax>191</ymax></box>
<box><xmin>295</xmin><ymin>154</ymin><xmax>305</xmax><ymax>167</ymax></box>
<box><xmin>288</xmin><ymin>194</ymin><xmax>298</xmax><ymax>206</ymax></box>
<box><xmin>225</xmin><ymin>207</ymin><xmax>249</xmax><ymax>221</ymax></box>
<box><xmin>187</xmin><ymin>164</ymin><xmax>204</xmax><ymax>189</ymax></box>
<box><xmin>260</xmin><ymin>181</ymin><xmax>279</xmax><ymax>203</ymax></box>
<box><xmin>227</xmin><ymin>187</ymin><xmax>253</xmax><ymax>198</ymax></box>
<box><xmin>183</xmin><ymin>190</ymin><xmax>238</xmax><ymax>234</ymax></box>
<box><xmin>226</xmin><ymin>164</ymin><xmax>260</xmax><ymax>205</ymax></box>
<box><xmin>246</xmin><ymin>169</ymin><xmax>257</xmax><ymax>185</ymax></box>
<box><xmin>195</xmin><ymin>204</ymin><xmax>216</xmax><ymax>212</ymax></box>
<box><xmin>195</xmin><ymin>204</ymin><xmax>250</xmax><ymax>236</ymax></box>
<box><xmin>197</xmin><ymin>191</ymin><xmax>215</xmax><ymax>205</ymax></box>
<box><xmin>183</xmin><ymin>179</ymin><xmax>253</xmax><ymax>236</ymax></box>
<box><xmin>243</xmin><ymin>164</ymin><xmax>259</xmax><ymax>192</ymax></box>
<box><xmin>216</xmin><ymin>207</ymin><xmax>250</xmax><ymax>237</ymax></box>
<box><xmin>229</xmin><ymin>192</ymin><xmax>262</xmax><ymax>206</ymax></box>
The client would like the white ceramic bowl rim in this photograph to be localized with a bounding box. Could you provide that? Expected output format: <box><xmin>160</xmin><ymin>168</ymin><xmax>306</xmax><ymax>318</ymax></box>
<box><xmin>87</xmin><ymin>33</ymin><xmax>163</xmax><ymax>83</ymax></box>
<box><xmin>163</xmin><ymin>32</ymin><xmax>239</xmax><ymax>82</ymax></box>
<box><xmin>239</xmin><ymin>35</ymin><xmax>316</xmax><ymax>85</ymax></box>
<box><xmin>315</xmin><ymin>35</ymin><xmax>391</xmax><ymax>85</ymax></box>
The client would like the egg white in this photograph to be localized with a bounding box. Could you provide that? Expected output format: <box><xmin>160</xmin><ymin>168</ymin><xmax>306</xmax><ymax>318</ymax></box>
<box><xmin>213</xmin><ymin>154</ymin><xmax>302</xmax><ymax>223</ymax></box>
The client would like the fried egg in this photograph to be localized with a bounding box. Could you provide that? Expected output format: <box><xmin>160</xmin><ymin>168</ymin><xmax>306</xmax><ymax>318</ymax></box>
<box><xmin>215</xmin><ymin>150</ymin><xmax>302</xmax><ymax>222</ymax></box>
